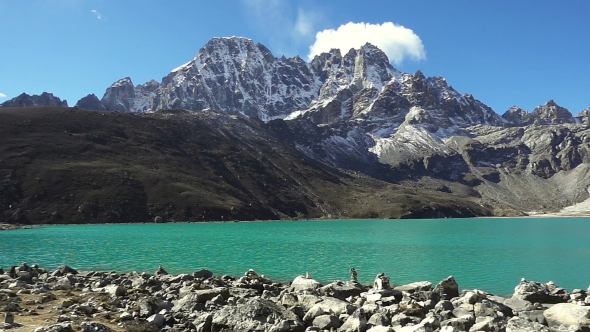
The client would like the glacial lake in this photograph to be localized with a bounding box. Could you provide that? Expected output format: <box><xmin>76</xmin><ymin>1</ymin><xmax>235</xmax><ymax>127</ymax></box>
<box><xmin>1</xmin><ymin>217</ymin><xmax>589</xmax><ymax>296</ymax></box>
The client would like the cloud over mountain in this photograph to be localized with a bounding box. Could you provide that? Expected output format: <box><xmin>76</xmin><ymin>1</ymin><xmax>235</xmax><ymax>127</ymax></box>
<box><xmin>308</xmin><ymin>22</ymin><xmax>426</xmax><ymax>64</ymax></box>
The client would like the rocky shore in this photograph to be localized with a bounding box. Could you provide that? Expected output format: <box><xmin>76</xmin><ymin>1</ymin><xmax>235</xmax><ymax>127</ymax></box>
<box><xmin>1</xmin><ymin>264</ymin><xmax>589</xmax><ymax>332</ymax></box>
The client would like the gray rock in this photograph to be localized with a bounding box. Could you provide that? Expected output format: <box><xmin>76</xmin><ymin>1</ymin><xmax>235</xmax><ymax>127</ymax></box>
<box><xmin>468</xmin><ymin>316</ymin><xmax>502</xmax><ymax>331</ymax></box>
<box><xmin>506</xmin><ymin>316</ymin><xmax>550</xmax><ymax>332</ymax></box>
<box><xmin>503</xmin><ymin>296</ymin><xmax>536</xmax><ymax>312</ymax></box>
<box><xmin>395</xmin><ymin>281</ymin><xmax>433</xmax><ymax>293</ymax></box>
<box><xmin>193</xmin><ymin>269</ymin><xmax>214</xmax><ymax>279</ymax></box>
<box><xmin>367</xmin><ymin>326</ymin><xmax>394</xmax><ymax>332</ymax></box>
<box><xmin>512</xmin><ymin>280</ymin><xmax>569</xmax><ymax>304</ymax></box>
<box><xmin>211</xmin><ymin>298</ymin><xmax>303</xmax><ymax>332</ymax></box>
<box><xmin>340</xmin><ymin>308</ymin><xmax>367</xmax><ymax>332</ymax></box>
<box><xmin>319</xmin><ymin>280</ymin><xmax>364</xmax><ymax>300</ymax></box>
<box><xmin>147</xmin><ymin>313</ymin><xmax>165</xmax><ymax>328</ymax></box>
<box><xmin>312</xmin><ymin>314</ymin><xmax>340</xmax><ymax>330</ymax></box>
<box><xmin>543</xmin><ymin>303</ymin><xmax>590</xmax><ymax>331</ymax></box>
<box><xmin>516</xmin><ymin>309</ymin><xmax>547</xmax><ymax>325</ymax></box>
<box><xmin>434</xmin><ymin>276</ymin><xmax>459</xmax><ymax>300</ymax></box>
<box><xmin>398</xmin><ymin>322</ymin><xmax>433</xmax><ymax>332</ymax></box>
<box><xmin>80</xmin><ymin>321</ymin><xmax>115</xmax><ymax>332</ymax></box>
<box><xmin>3</xmin><ymin>312</ymin><xmax>14</xmax><ymax>324</ymax></box>
<box><xmin>99</xmin><ymin>284</ymin><xmax>126</xmax><ymax>297</ymax></box>
<box><xmin>302</xmin><ymin>303</ymin><xmax>327</xmax><ymax>325</ymax></box>
<box><xmin>33</xmin><ymin>322</ymin><xmax>75</xmax><ymax>332</ymax></box>
<box><xmin>193</xmin><ymin>313</ymin><xmax>213</xmax><ymax>332</ymax></box>
<box><xmin>367</xmin><ymin>312</ymin><xmax>390</xmax><ymax>327</ymax></box>
<box><xmin>290</xmin><ymin>275</ymin><xmax>321</xmax><ymax>293</ymax></box>
<box><xmin>440</xmin><ymin>315</ymin><xmax>475</xmax><ymax>331</ymax></box>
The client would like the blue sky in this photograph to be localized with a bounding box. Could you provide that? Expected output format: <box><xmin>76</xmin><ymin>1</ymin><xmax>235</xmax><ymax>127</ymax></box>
<box><xmin>1</xmin><ymin>0</ymin><xmax>589</xmax><ymax>114</ymax></box>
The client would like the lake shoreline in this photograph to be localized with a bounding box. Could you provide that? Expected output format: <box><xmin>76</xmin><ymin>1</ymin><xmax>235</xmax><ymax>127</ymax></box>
<box><xmin>1</xmin><ymin>263</ymin><xmax>589</xmax><ymax>332</ymax></box>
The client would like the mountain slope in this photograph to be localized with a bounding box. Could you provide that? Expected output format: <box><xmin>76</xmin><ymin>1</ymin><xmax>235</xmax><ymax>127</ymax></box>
<box><xmin>0</xmin><ymin>107</ymin><xmax>493</xmax><ymax>224</ymax></box>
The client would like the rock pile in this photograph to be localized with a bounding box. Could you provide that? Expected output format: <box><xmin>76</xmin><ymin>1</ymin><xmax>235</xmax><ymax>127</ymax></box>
<box><xmin>1</xmin><ymin>263</ymin><xmax>589</xmax><ymax>331</ymax></box>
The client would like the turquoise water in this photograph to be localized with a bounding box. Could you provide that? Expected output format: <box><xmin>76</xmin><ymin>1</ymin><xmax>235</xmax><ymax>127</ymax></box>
<box><xmin>1</xmin><ymin>218</ymin><xmax>589</xmax><ymax>296</ymax></box>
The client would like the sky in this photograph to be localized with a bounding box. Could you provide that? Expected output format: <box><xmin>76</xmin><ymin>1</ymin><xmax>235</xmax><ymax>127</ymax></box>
<box><xmin>1</xmin><ymin>0</ymin><xmax>589</xmax><ymax>114</ymax></box>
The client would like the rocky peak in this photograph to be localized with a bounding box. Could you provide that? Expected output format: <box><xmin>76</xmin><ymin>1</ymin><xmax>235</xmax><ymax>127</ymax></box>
<box><xmin>576</xmin><ymin>107</ymin><xmax>590</xmax><ymax>126</ymax></box>
<box><xmin>531</xmin><ymin>100</ymin><xmax>575</xmax><ymax>125</ymax></box>
<box><xmin>502</xmin><ymin>106</ymin><xmax>534</xmax><ymax>126</ymax></box>
<box><xmin>0</xmin><ymin>92</ymin><xmax>68</xmax><ymax>108</ymax></box>
<box><xmin>75</xmin><ymin>94</ymin><xmax>106</xmax><ymax>111</ymax></box>
<box><xmin>101</xmin><ymin>77</ymin><xmax>136</xmax><ymax>113</ymax></box>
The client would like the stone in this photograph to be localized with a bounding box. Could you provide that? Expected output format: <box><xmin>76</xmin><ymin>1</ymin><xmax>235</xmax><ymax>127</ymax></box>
<box><xmin>340</xmin><ymin>308</ymin><xmax>367</xmax><ymax>332</ymax></box>
<box><xmin>506</xmin><ymin>316</ymin><xmax>549</xmax><ymax>332</ymax></box>
<box><xmin>33</xmin><ymin>323</ymin><xmax>75</xmax><ymax>332</ymax></box>
<box><xmin>440</xmin><ymin>315</ymin><xmax>475</xmax><ymax>332</ymax></box>
<box><xmin>147</xmin><ymin>314</ymin><xmax>165</xmax><ymax>328</ymax></box>
<box><xmin>100</xmin><ymin>284</ymin><xmax>126</xmax><ymax>297</ymax></box>
<box><xmin>312</xmin><ymin>314</ymin><xmax>340</xmax><ymax>330</ymax></box>
<box><xmin>193</xmin><ymin>269</ymin><xmax>213</xmax><ymax>279</ymax></box>
<box><xmin>398</xmin><ymin>322</ymin><xmax>433</xmax><ymax>332</ymax></box>
<box><xmin>155</xmin><ymin>265</ymin><xmax>168</xmax><ymax>275</ymax></box>
<box><xmin>302</xmin><ymin>304</ymin><xmax>327</xmax><ymax>325</ymax></box>
<box><xmin>319</xmin><ymin>281</ymin><xmax>364</xmax><ymax>300</ymax></box>
<box><xmin>290</xmin><ymin>275</ymin><xmax>321</xmax><ymax>293</ymax></box>
<box><xmin>193</xmin><ymin>313</ymin><xmax>213</xmax><ymax>332</ymax></box>
<box><xmin>56</xmin><ymin>265</ymin><xmax>78</xmax><ymax>275</ymax></box>
<box><xmin>367</xmin><ymin>326</ymin><xmax>394</xmax><ymax>332</ymax></box>
<box><xmin>512</xmin><ymin>280</ymin><xmax>569</xmax><ymax>304</ymax></box>
<box><xmin>367</xmin><ymin>312</ymin><xmax>390</xmax><ymax>327</ymax></box>
<box><xmin>434</xmin><ymin>276</ymin><xmax>459</xmax><ymax>300</ymax></box>
<box><xmin>3</xmin><ymin>312</ymin><xmax>14</xmax><ymax>324</ymax></box>
<box><xmin>80</xmin><ymin>322</ymin><xmax>115</xmax><ymax>332</ymax></box>
<box><xmin>543</xmin><ymin>303</ymin><xmax>590</xmax><ymax>330</ymax></box>
<box><xmin>395</xmin><ymin>281</ymin><xmax>433</xmax><ymax>293</ymax></box>
<box><xmin>211</xmin><ymin>298</ymin><xmax>303</xmax><ymax>332</ymax></box>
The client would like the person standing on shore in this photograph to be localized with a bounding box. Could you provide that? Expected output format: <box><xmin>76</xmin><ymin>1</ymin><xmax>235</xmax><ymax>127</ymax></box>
<box><xmin>350</xmin><ymin>268</ymin><xmax>358</xmax><ymax>282</ymax></box>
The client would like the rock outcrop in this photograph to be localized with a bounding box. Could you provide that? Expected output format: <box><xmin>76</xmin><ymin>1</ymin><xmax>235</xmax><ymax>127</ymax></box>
<box><xmin>0</xmin><ymin>92</ymin><xmax>67</xmax><ymax>108</ymax></box>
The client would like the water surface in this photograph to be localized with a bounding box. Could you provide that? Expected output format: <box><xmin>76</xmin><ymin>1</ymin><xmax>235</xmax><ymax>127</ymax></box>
<box><xmin>1</xmin><ymin>217</ymin><xmax>588</xmax><ymax>296</ymax></box>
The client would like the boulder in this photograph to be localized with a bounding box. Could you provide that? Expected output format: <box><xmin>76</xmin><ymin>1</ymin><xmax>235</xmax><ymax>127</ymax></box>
<box><xmin>100</xmin><ymin>284</ymin><xmax>126</xmax><ymax>297</ymax></box>
<box><xmin>506</xmin><ymin>316</ymin><xmax>549</xmax><ymax>332</ymax></box>
<box><xmin>211</xmin><ymin>298</ymin><xmax>303</xmax><ymax>332</ymax></box>
<box><xmin>367</xmin><ymin>312</ymin><xmax>390</xmax><ymax>327</ymax></box>
<box><xmin>312</xmin><ymin>314</ymin><xmax>340</xmax><ymax>330</ymax></box>
<box><xmin>512</xmin><ymin>280</ymin><xmax>569</xmax><ymax>304</ymax></box>
<box><xmin>434</xmin><ymin>276</ymin><xmax>459</xmax><ymax>300</ymax></box>
<box><xmin>80</xmin><ymin>322</ymin><xmax>115</xmax><ymax>332</ymax></box>
<box><xmin>193</xmin><ymin>269</ymin><xmax>214</xmax><ymax>279</ymax></box>
<box><xmin>340</xmin><ymin>308</ymin><xmax>367</xmax><ymax>332</ymax></box>
<box><xmin>367</xmin><ymin>326</ymin><xmax>394</xmax><ymax>332</ymax></box>
<box><xmin>302</xmin><ymin>304</ymin><xmax>327</xmax><ymax>325</ymax></box>
<box><xmin>398</xmin><ymin>322</ymin><xmax>433</xmax><ymax>332</ymax></box>
<box><xmin>193</xmin><ymin>313</ymin><xmax>213</xmax><ymax>332</ymax></box>
<box><xmin>56</xmin><ymin>265</ymin><xmax>78</xmax><ymax>275</ymax></box>
<box><xmin>440</xmin><ymin>315</ymin><xmax>475</xmax><ymax>331</ymax></box>
<box><xmin>543</xmin><ymin>303</ymin><xmax>590</xmax><ymax>331</ymax></box>
<box><xmin>290</xmin><ymin>275</ymin><xmax>321</xmax><ymax>293</ymax></box>
<box><xmin>146</xmin><ymin>314</ymin><xmax>165</xmax><ymax>329</ymax></box>
<box><xmin>395</xmin><ymin>281</ymin><xmax>433</xmax><ymax>293</ymax></box>
<box><xmin>33</xmin><ymin>323</ymin><xmax>75</xmax><ymax>332</ymax></box>
<box><xmin>317</xmin><ymin>296</ymin><xmax>357</xmax><ymax>315</ymax></box>
<box><xmin>319</xmin><ymin>281</ymin><xmax>364</xmax><ymax>300</ymax></box>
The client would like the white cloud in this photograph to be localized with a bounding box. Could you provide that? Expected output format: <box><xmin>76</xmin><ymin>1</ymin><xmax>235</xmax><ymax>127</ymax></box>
<box><xmin>241</xmin><ymin>0</ymin><xmax>321</xmax><ymax>55</ymax></box>
<box><xmin>0</xmin><ymin>92</ymin><xmax>6</xmax><ymax>99</ymax></box>
<box><xmin>91</xmin><ymin>9</ymin><xmax>102</xmax><ymax>20</ymax></box>
<box><xmin>293</xmin><ymin>8</ymin><xmax>316</xmax><ymax>38</ymax></box>
<box><xmin>308</xmin><ymin>22</ymin><xmax>426</xmax><ymax>64</ymax></box>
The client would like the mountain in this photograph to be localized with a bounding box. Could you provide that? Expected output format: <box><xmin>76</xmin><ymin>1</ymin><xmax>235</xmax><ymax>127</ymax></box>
<box><xmin>3</xmin><ymin>36</ymin><xmax>590</xmax><ymax>221</ymax></box>
<box><xmin>0</xmin><ymin>107</ymin><xmax>492</xmax><ymax>224</ymax></box>
<box><xmin>0</xmin><ymin>92</ymin><xmax>67</xmax><ymax>108</ymax></box>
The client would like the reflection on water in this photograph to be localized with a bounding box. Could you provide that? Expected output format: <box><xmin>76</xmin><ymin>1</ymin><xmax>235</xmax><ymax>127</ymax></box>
<box><xmin>0</xmin><ymin>217</ymin><xmax>588</xmax><ymax>296</ymax></box>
